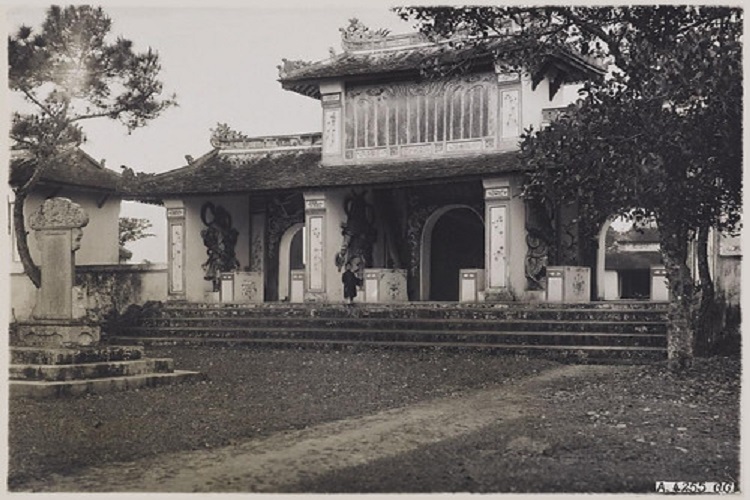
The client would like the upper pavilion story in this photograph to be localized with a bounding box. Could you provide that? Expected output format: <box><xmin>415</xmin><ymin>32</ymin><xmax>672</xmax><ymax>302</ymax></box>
<box><xmin>278</xmin><ymin>19</ymin><xmax>605</xmax><ymax>167</ymax></box>
<box><xmin>126</xmin><ymin>19</ymin><xmax>605</xmax><ymax>200</ymax></box>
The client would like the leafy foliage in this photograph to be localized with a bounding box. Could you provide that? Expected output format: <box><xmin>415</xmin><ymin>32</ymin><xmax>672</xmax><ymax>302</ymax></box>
<box><xmin>9</xmin><ymin>6</ymin><xmax>176</xmax><ymax>286</ymax></box>
<box><xmin>118</xmin><ymin>217</ymin><xmax>155</xmax><ymax>263</ymax></box>
<box><xmin>118</xmin><ymin>217</ymin><xmax>155</xmax><ymax>247</ymax></box>
<box><xmin>398</xmin><ymin>6</ymin><xmax>742</xmax><ymax>366</ymax></box>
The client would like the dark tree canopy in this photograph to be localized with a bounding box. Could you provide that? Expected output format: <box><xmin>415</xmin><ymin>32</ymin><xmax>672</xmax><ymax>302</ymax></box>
<box><xmin>9</xmin><ymin>5</ymin><xmax>176</xmax><ymax>286</ymax></box>
<box><xmin>399</xmin><ymin>6</ymin><xmax>742</xmax><ymax>367</ymax></box>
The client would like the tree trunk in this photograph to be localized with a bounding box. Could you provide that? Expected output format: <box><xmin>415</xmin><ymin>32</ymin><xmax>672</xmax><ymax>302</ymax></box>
<box><xmin>693</xmin><ymin>224</ymin><xmax>718</xmax><ymax>355</ymax></box>
<box><xmin>13</xmin><ymin>188</ymin><xmax>41</xmax><ymax>288</ymax></box>
<box><xmin>658</xmin><ymin>219</ymin><xmax>694</xmax><ymax>370</ymax></box>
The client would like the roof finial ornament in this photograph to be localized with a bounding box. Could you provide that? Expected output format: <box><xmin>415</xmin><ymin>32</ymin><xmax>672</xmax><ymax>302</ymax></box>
<box><xmin>277</xmin><ymin>58</ymin><xmax>313</xmax><ymax>79</ymax></box>
<box><xmin>211</xmin><ymin>123</ymin><xmax>253</xmax><ymax>148</ymax></box>
<box><xmin>340</xmin><ymin>18</ymin><xmax>390</xmax><ymax>51</ymax></box>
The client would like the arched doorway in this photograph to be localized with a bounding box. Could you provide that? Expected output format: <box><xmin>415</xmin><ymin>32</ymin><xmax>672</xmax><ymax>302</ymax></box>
<box><xmin>278</xmin><ymin>223</ymin><xmax>304</xmax><ymax>301</ymax></box>
<box><xmin>421</xmin><ymin>206</ymin><xmax>484</xmax><ymax>301</ymax></box>
<box><xmin>596</xmin><ymin>215</ymin><xmax>662</xmax><ymax>300</ymax></box>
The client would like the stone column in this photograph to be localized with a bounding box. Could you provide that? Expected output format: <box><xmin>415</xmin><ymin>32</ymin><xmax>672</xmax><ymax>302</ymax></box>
<box><xmin>483</xmin><ymin>178</ymin><xmax>512</xmax><ymax>301</ymax></box>
<box><xmin>30</xmin><ymin>198</ymin><xmax>88</xmax><ymax>320</ymax></box>
<box><xmin>17</xmin><ymin>197</ymin><xmax>100</xmax><ymax>347</ymax></box>
<box><xmin>165</xmin><ymin>200</ymin><xmax>186</xmax><ymax>301</ymax></box>
<box><xmin>303</xmin><ymin>191</ymin><xmax>327</xmax><ymax>302</ymax></box>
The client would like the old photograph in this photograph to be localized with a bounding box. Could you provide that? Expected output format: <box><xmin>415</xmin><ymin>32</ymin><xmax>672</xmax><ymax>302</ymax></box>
<box><xmin>5</xmin><ymin>2</ymin><xmax>741</xmax><ymax>494</ymax></box>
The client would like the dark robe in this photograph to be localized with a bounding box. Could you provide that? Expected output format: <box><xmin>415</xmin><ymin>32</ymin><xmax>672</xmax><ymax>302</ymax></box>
<box><xmin>342</xmin><ymin>270</ymin><xmax>362</xmax><ymax>300</ymax></box>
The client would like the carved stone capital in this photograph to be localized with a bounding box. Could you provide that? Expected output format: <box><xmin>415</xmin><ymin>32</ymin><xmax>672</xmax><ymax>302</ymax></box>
<box><xmin>29</xmin><ymin>198</ymin><xmax>89</xmax><ymax>231</ymax></box>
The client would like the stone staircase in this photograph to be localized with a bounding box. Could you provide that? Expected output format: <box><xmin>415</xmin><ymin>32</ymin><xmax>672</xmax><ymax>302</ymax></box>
<box><xmin>9</xmin><ymin>344</ymin><xmax>204</xmax><ymax>399</ymax></box>
<box><xmin>106</xmin><ymin>302</ymin><xmax>669</xmax><ymax>361</ymax></box>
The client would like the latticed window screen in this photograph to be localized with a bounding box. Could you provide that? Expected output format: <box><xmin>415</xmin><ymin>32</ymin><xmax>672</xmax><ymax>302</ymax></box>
<box><xmin>345</xmin><ymin>74</ymin><xmax>511</xmax><ymax>151</ymax></box>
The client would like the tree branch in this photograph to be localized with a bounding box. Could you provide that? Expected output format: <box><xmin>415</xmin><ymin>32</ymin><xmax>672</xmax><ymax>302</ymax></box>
<box><xmin>20</xmin><ymin>86</ymin><xmax>55</xmax><ymax>118</ymax></box>
<box><xmin>68</xmin><ymin>111</ymin><xmax>116</xmax><ymax>123</ymax></box>
<box><xmin>554</xmin><ymin>8</ymin><xmax>625</xmax><ymax>67</ymax></box>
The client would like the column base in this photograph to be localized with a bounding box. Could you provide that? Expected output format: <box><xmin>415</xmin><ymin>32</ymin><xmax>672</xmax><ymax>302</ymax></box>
<box><xmin>14</xmin><ymin>320</ymin><xmax>101</xmax><ymax>348</ymax></box>
<box><xmin>483</xmin><ymin>288</ymin><xmax>516</xmax><ymax>302</ymax></box>
<box><xmin>304</xmin><ymin>291</ymin><xmax>328</xmax><ymax>303</ymax></box>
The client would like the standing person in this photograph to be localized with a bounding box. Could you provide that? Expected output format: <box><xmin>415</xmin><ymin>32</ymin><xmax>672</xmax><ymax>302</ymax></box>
<box><xmin>341</xmin><ymin>263</ymin><xmax>362</xmax><ymax>305</ymax></box>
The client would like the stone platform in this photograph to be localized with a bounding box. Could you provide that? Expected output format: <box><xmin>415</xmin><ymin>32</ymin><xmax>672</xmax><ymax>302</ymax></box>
<box><xmin>9</xmin><ymin>345</ymin><xmax>204</xmax><ymax>399</ymax></box>
<box><xmin>14</xmin><ymin>319</ymin><xmax>101</xmax><ymax>347</ymax></box>
<box><xmin>107</xmin><ymin>301</ymin><xmax>669</xmax><ymax>361</ymax></box>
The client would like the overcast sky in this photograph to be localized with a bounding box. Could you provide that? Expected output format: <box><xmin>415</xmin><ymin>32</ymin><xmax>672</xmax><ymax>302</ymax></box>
<box><xmin>9</xmin><ymin>2</ymin><xmax>411</xmax><ymax>172</ymax></box>
<box><xmin>7</xmin><ymin>1</ymin><xmax>413</xmax><ymax>261</ymax></box>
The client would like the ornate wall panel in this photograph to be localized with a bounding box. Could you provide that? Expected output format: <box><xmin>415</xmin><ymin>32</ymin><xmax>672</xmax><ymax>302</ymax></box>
<box><xmin>344</xmin><ymin>74</ymin><xmax>518</xmax><ymax>161</ymax></box>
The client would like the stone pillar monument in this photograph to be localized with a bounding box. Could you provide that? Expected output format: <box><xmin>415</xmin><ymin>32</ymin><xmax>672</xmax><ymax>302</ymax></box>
<box><xmin>15</xmin><ymin>198</ymin><xmax>101</xmax><ymax>347</ymax></box>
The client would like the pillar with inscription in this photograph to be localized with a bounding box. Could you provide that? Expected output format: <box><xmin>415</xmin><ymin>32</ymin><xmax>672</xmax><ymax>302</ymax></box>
<box><xmin>321</xmin><ymin>82</ymin><xmax>344</xmax><ymax>165</ymax></box>
<box><xmin>165</xmin><ymin>200</ymin><xmax>186</xmax><ymax>301</ymax></box>
<box><xmin>303</xmin><ymin>191</ymin><xmax>328</xmax><ymax>302</ymax></box>
<box><xmin>15</xmin><ymin>198</ymin><xmax>100</xmax><ymax>347</ymax></box>
<box><xmin>483</xmin><ymin>178</ymin><xmax>513</xmax><ymax>301</ymax></box>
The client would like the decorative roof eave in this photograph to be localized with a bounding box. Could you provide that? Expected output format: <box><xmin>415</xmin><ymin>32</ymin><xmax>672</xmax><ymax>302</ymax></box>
<box><xmin>124</xmin><ymin>148</ymin><xmax>523</xmax><ymax>200</ymax></box>
<box><xmin>9</xmin><ymin>147</ymin><xmax>121</xmax><ymax>192</ymax></box>
<box><xmin>279</xmin><ymin>38</ymin><xmax>605</xmax><ymax>100</ymax></box>
<box><xmin>210</xmin><ymin>123</ymin><xmax>323</xmax><ymax>152</ymax></box>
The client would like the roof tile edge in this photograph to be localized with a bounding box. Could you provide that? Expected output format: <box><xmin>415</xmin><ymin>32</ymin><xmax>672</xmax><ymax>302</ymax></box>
<box><xmin>210</xmin><ymin>123</ymin><xmax>322</xmax><ymax>154</ymax></box>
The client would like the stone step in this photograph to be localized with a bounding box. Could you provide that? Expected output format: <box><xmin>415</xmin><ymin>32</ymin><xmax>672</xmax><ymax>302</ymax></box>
<box><xmin>137</xmin><ymin>305</ymin><xmax>668</xmax><ymax>322</ymax></box>
<box><xmin>120</xmin><ymin>317</ymin><xmax>667</xmax><ymax>333</ymax></box>
<box><xmin>10</xmin><ymin>358</ymin><xmax>175</xmax><ymax>382</ymax></box>
<box><xmin>109</xmin><ymin>326</ymin><xmax>666</xmax><ymax>346</ymax></box>
<box><xmin>10</xmin><ymin>346</ymin><xmax>145</xmax><ymax>366</ymax></box>
<box><xmin>109</xmin><ymin>337</ymin><xmax>666</xmax><ymax>360</ymax></box>
<box><xmin>159</xmin><ymin>300</ymin><xmax>669</xmax><ymax>311</ymax></box>
<box><xmin>10</xmin><ymin>370</ymin><xmax>205</xmax><ymax>399</ymax></box>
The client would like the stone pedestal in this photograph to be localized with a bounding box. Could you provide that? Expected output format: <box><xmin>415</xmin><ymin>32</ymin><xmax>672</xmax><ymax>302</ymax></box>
<box><xmin>547</xmin><ymin>266</ymin><xmax>591</xmax><ymax>303</ymax></box>
<box><xmin>650</xmin><ymin>265</ymin><xmax>669</xmax><ymax>301</ymax></box>
<box><xmin>15</xmin><ymin>320</ymin><xmax>100</xmax><ymax>348</ymax></box>
<box><xmin>459</xmin><ymin>269</ymin><xmax>485</xmax><ymax>303</ymax></box>
<box><xmin>290</xmin><ymin>270</ymin><xmax>305</xmax><ymax>303</ymax></box>
<box><xmin>220</xmin><ymin>271</ymin><xmax>264</xmax><ymax>303</ymax></box>
<box><xmin>363</xmin><ymin>269</ymin><xmax>408</xmax><ymax>303</ymax></box>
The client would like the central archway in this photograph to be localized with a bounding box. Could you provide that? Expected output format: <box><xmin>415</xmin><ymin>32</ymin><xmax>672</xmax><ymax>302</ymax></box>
<box><xmin>420</xmin><ymin>205</ymin><xmax>484</xmax><ymax>301</ymax></box>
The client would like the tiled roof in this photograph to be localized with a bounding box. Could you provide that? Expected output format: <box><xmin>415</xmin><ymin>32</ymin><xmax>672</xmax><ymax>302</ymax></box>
<box><xmin>9</xmin><ymin>148</ymin><xmax>121</xmax><ymax>192</ymax></box>
<box><xmin>127</xmin><ymin>149</ymin><xmax>521</xmax><ymax>198</ymax></box>
<box><xmin>279</xmin><ymin>37</ymin><xmax>605</xmax><ymax>98</ymax></box>
<box><xmin>605</xmin><ymin>251</ymin><xmax>662</xmax><ymax>271</ymax></box>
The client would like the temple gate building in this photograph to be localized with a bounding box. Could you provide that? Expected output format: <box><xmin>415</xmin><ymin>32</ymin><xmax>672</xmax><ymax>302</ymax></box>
<box><xmin>129</xmin><ymin>21</ymin><xmax>736</xmax><ymax>306</ymax></box>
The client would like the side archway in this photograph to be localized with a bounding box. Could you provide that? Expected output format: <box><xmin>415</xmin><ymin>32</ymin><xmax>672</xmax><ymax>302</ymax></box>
<box><xmin>597</xmin><ymin>215</ymin><xmax>663</xmax><ymax>300</ymax></box>
<box><xmin>278</xmin><ymin>223</ymin><xmax>304</xmax><ymax>301</ymax></box>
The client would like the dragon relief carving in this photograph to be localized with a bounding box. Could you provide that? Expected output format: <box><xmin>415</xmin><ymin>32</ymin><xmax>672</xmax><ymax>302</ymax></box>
<box><xmin>335</xmin><ymin>190</ymin><xmax>377</xmax><ymax>275</ymax></box>
<box><xmin>200</xmin><ymin>202</ymin><xmax>240</xmax><ymax>291</ymax></box>
<box><xmin>524</xmin><ymin>199</ymin><xmax>554</xmax><ymax>291</ymax></box>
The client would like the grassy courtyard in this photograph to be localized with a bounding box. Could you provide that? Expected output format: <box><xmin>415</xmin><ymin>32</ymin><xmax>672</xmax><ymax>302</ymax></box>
<box><xmin>8</xmin><ymin>346</ymin><xmax>740</xmax><ymax>493</ymax></box>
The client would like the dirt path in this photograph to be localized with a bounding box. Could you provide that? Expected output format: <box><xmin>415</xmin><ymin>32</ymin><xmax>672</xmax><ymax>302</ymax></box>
<box><xmin>20</xmin><ymin>364</ymin><xmax>614</xmax><ymax>493</ymax></box>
